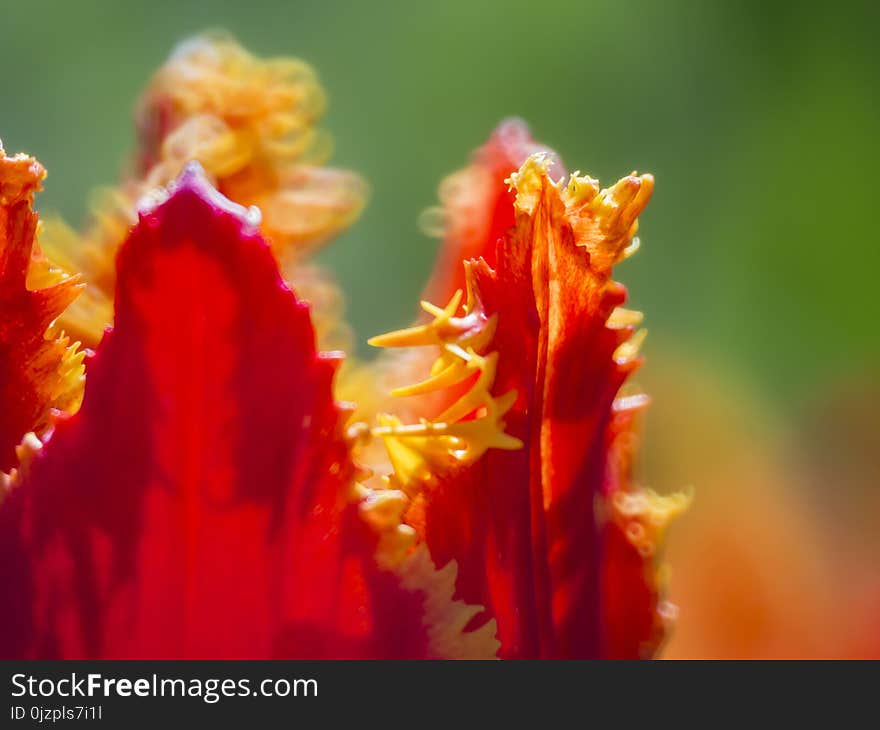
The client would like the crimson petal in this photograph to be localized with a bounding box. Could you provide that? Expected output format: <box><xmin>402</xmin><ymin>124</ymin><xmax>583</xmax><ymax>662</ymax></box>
<box><xmin>0</xmin><ymin>166</ymin><xmax>427</xmax><ymax>658</ymax></box>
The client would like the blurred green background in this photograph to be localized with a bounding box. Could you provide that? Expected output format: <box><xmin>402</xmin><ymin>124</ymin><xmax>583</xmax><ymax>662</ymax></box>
<box><xmin>2</xmin><ymin>0</ymin><xmax>878</xmax><ymax>657</ymax></box>
<box><xmin>3</xmin><ymin>0</ymin><xmax>877</xmax><ymax>413</ymax></box>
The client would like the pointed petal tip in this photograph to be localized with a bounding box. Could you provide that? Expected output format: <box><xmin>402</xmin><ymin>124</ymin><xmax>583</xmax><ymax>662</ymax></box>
<box><xmin>137</xmin><ymin>162</ymin><xmax>264</xmax><ymax>235</ymax></box>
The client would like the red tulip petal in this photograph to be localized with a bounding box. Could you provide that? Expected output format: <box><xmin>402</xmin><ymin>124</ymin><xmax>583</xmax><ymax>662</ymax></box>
<box><xmin>0</xmin><ymin>166</ymin><xmax>428</xmax><ymax>658</ymax></box>
<box><xmin>374</xmin><ymin>153</ymin><xmax>683</xmax><ymax>658</ymax></box>
<box><xmin>421</xmin><ymin>118</ymin><xmax>562</xmax><ymax>306</ymax></box>
<box><xmin>0</xmin><ymin>150</ymin><xmax>84</xmax><ymax>475</ymax></box>
<box><xmin>372</xmin><ymin>120</ymin><xmax>561</xmax><ymax>428</ymax></box>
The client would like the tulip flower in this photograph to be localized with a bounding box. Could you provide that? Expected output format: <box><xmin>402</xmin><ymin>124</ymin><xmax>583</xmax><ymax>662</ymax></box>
<box><xmin>0</xmin><ymin>34</ymin><xmax>686</xmax><ymax>659</ymax></box>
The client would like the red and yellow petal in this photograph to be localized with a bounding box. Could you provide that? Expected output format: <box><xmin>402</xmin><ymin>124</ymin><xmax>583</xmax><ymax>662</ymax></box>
<box><xmin>421</xmin><ymin>118</ymin><xmax>562</xmax><ymax>306</ymax></box>
<box><xmin>348</xmin><ymin>120</ymin><xmax>560</xmax><ymax>431</ymax></box>
<box><xmin>0</xmin><ymin>147</ymin><xmax>84</xmax><ymax>479</ymax></box>
<box><xmin>369</xmin><ymin>149</ymin><xmax>686</xmax><ymax>658</ymax></box>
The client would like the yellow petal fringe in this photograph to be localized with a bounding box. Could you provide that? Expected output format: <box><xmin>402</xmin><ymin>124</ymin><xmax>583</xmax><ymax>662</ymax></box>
<box><xmin>0</xmin><ymin>146</ymin><xmax>86</xmax><ymax>481</ymax></box>
<box><xmin>342</xmin><ymin>274</ymin><xmax>525</xmax><ymax>659</ymax></box>
<box><xmin>351</xmin><ymin>480</ymin><xmax>501</xmax><ymax>659</ymax></box>
<box><xmin>366</xmin><ymin>279</ymin><xmax>522</xmax><ymax>493</ymax></box>
<box><xmin>41</xmin><ymin>32</ymin><xmax>366</xmax><ymax>349</ymax></box>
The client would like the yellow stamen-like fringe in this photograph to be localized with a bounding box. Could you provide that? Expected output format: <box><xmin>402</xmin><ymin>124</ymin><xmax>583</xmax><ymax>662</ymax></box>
<box><xmin>507</xmin><ymin>154</ymin><xmax>655</xmax><ymax>274</ymax></box>
<box><xmin>341</xmin><ymin>276</ymin><xmax>524</xmax><ymax>658</ymax></box>
<box><xmin>366</xmin><ymin>278</ymin><xmax>522</xmax><ymax>493</ymax></box>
